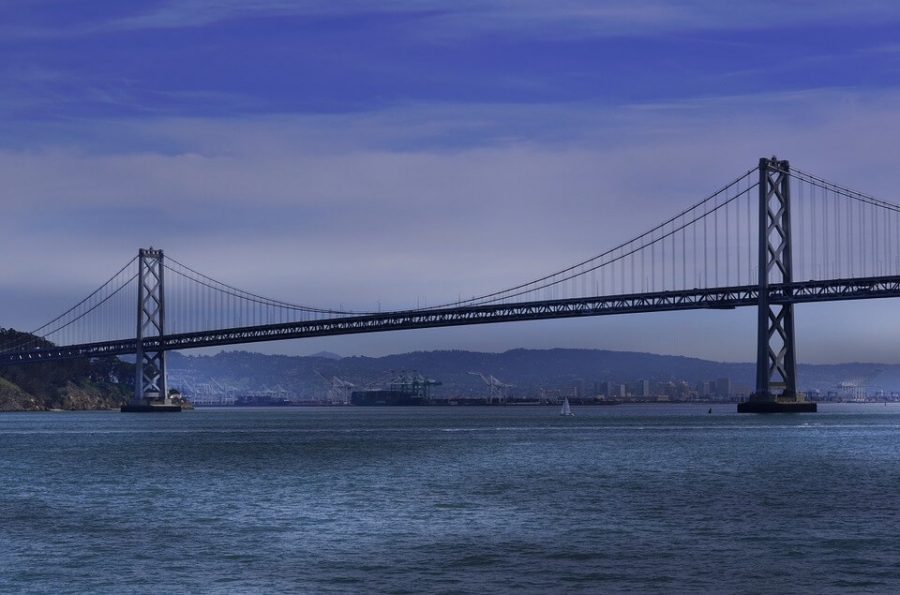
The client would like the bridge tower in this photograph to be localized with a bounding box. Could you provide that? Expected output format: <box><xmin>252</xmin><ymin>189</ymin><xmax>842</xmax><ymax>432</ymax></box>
<box><xmin>739</xmin><ymin>158</ymin><xmax>815</xmax><ymax>412</ymax></box>
<box><xmin>122</xmin><ymin>248</ymin><xmax>180</xmax><ymax>412</ymax></box>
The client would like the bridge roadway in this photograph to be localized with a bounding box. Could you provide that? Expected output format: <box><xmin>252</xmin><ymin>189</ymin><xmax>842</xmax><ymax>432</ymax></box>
<box><xmin>4</xmin><ymin>275</ymin><xmax>900</xmax><ymax>365</ymax></box>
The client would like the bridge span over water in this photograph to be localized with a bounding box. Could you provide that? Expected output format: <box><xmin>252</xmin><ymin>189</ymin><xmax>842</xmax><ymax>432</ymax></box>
<box><xmin>4</xmin><ymin>158</ymin><xmax>900</xmax><ymax>412</ymax></box>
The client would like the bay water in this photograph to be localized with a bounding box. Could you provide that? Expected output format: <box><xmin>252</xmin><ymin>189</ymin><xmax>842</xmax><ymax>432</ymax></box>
<box><xmin>2</xmin><ymin>403</ymin><xmax>900</xmax><ymax>593</ymax></box>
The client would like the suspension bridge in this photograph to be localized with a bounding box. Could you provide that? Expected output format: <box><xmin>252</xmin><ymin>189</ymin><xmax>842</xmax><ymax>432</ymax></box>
<box><xmin>3</xmin><ymin>157</ymin><xmax>900</xmax><ymax>412</ymax></box>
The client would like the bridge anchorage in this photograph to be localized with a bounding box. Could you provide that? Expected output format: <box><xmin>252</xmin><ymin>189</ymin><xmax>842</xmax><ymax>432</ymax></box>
<box><xmin>738</xmin><ymin>158</ymin><xmax>814</xmax><ymax>412</ymax></box>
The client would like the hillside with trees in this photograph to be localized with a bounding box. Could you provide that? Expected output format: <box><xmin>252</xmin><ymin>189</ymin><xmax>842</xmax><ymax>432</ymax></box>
<box><xmin>0</xmin><ymin>329</ymin><xmax>135</xmax><ymax>411</ymax></box>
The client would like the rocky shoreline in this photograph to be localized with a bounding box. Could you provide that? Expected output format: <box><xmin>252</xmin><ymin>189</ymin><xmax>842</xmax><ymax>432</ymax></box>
<box><xmin>0</xmin><ymin>380</ymin><xmax>132</xmax><ymax>412</ymax></box>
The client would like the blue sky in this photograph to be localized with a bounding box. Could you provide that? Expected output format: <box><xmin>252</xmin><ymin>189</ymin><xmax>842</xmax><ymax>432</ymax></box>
<box><xmin>4</xmin><ymin>1</ymin><xmax>900</xmax><ymax>363</ymax></box>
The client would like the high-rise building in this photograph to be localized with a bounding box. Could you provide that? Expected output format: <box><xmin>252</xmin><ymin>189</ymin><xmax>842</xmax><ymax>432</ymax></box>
<box><xmin>635</xmin><ymin>379</ymin><xmax>651</xmax><ymax>397</ymax></box>
<box><xmin>716</xmin><ymin>377</ymin><xmax>731</xmax><ymax>399</ymax></box>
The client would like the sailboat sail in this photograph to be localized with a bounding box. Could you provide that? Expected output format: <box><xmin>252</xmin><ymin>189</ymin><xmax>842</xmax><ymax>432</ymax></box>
<box><xmin>560</xmin><ymin>398</ymin><xmax>573</xmax><ymax>416</ymax></box>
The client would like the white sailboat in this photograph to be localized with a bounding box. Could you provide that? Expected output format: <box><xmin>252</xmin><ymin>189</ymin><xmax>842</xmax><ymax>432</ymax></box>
<box><xmin>560</xmin><ymin>397</ymin><xmax>574</xmax><ymax>416</ymax></box>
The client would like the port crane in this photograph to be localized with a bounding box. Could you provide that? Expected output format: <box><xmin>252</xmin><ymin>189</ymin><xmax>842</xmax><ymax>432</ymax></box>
<box><xmin>387</xmin><ymin>370</ymin><xmax>441</xmax><ymax>394</ymax></box>
<box><xmin>468</xmin><ymin>371</ymin><xmax>513</xmax><ymax>404</ymax></box>
<box><xmin>314</xmin><ymin>370</ymin><xmax>356</xmax><ymax>404</ymax></box>
<box><xmin>362</xmin><ymin>370</ymin><xmax>442</xmax><ymax>400</ymax></box>
<box><xmin>835</xmin><ymin>369</ymin><xmax>883</xmax><ymax>401</ymax></box>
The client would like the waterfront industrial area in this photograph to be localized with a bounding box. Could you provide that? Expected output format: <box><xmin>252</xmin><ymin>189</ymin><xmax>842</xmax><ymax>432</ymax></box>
<box><xmin>168</xmin><ymin>350</ymin><xmax>898</xmax><ymax>407</ymax></box>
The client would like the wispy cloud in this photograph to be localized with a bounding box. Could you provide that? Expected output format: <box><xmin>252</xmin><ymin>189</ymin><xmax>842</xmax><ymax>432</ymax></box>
<box><xmin>114</xmin><ymin>0</ymin><xmax>900</xmax><ymax>35</ymax></box>
<box><xmin>6</xmin><ymin>0</ymin><xmax>900</xmax><ymax>40</ymax></box>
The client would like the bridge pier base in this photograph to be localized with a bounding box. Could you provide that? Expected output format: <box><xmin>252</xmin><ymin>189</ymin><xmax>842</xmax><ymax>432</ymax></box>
<box><xmin>121</xmin><ymin>399</ymin><xmax>182</xmax><ymax>413</ymax></box>
<box><xmin>738</xmin><ymin>393</ymin><xmax>816</xmax><ymax>413</ymax></box>
<box><xmin>121</xmin><ymin>390</ymin><xmax>182</xmax><ymax>413</ymax></box>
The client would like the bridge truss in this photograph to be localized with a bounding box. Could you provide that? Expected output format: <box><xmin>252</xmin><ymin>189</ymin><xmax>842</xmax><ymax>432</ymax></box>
<box><xmin>4</xmin><ymin>275</ymin><xmax>900</xmax><ymax>362</ymax></box>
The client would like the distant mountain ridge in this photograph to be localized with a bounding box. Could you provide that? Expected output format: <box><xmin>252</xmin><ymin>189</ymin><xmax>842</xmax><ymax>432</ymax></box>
<box><xmin>167</xmin><ymin>348</ymin><xmax>899</xmax><ymax>400</ymax></box>
<box><xmin>309</xmin><ymin>351</ymin><xmax>343</xmax><ymax>360</ymax></box>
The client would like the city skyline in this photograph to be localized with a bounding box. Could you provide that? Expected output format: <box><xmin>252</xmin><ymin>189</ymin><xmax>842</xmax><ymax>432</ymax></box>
<box><xmin>4</xmin><ymin>2</ymin><xmax>900</xmax><ymax>363</ymax></box>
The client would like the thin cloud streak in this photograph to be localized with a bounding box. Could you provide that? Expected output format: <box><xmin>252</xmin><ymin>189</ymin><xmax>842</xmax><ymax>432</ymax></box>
<box><xmin>5</xmin><ymin>0</ymin><xmax>900</xmax><ymax>39</ymax></box>
<box><xmin>100</xmin><ymin>0</ymin><xmax>900</xmax><ymax>38</ymax></box>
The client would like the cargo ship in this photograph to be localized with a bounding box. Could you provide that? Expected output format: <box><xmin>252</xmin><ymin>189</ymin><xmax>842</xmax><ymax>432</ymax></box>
<box><xmin>350</xmin><ymin>371</ymin><xmax>441</xmax><ymax>406</ymax></box>
<box><xmin>350</xmin><ymin>389</ymin><xmax>427</xmax><ymax>406</ymax></box>
<box><xmin>233</xmin><ymin>395</ymin><xmax>293</xmax><ymax>406</ymax></box>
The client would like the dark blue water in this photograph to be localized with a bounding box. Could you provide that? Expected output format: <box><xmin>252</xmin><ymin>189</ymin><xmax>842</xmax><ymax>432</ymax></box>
<box><xmin>2</xmin><ymin>404</ymin><xmax>900</xmax><ymax>593</ymax></box>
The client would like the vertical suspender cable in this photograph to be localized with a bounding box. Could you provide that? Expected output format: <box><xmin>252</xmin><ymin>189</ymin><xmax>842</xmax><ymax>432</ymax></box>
<box><xmin>734</xmin><ymin>183</ymin><xmax>740</xmax><ymax>286</ymax></box>
<box><xmin>831</xmin><ymin>186</ymin><xmax>837</xmax><ymax>278</ymax></box>
<box><xmin>693</xmin><ymin>211</ymin><xmax>698</xmax><ymax>287</ymax></box>
<box><xmin>883</xmin><ymin>201</ymin><xmax>889</xmax><ymax>275</ymax></box>
<box><xmin>639</xmin><ymin>244</ymin><xmax>644</xmax><ymax>292</ymax></box>
<box><xmin>725</xmin><ymin>187</ymin><xmax>730</xmax><ymax>286</ymax></box>
<box><xmin>890</xmin><ymin>205</ymin><xmax>895</xmax><ymax>275</ymax></box>
<box><xmin>801</xmin><ymin>180</ymin><xmax>807</xmax><ymax>280</ymax></box>
<box><xmin>747</xmin><ymin>179</ymin><xmax>752</xmax><ymax>284</ymax></box>
<box><xmin>714</xmin><ymin>195</ymin><xmax>719</xmax><ymax>288</ymax></box>
<box><xmin>704</xmin><ymin>200</ymin><xmax>708</xmax><ymax>288</ymax></box>
<box><xmin>861</xmin><ymin>198</ymin><xmax>867</xmax><ymax>276</ymax></box>
<box><xmin>820</xmin><ymin>184</ymin><xmax>826</xmax><ymax>280</ymax></box>
<box><xmin>619</xmin><ymin>246</ymin><xmax>624</xmax><ymax>294</ymax></box>
<box><xmin>684</xmin><ymin>215</ymin><xmax>690</xmax><ymax>290</ymax></box>
<box><xmin>873</xmin><ymin>200</ymin><xmax>879</xmax><ymax>275</ymax></box>
<box><xmin>847</xmin><ymin>193</ymin><xmax>853</xmax><ymax>276</ymax></box>
<box><xmin>671</xmin><ymin>214</ymin><xmax>678</xmax><ymax>291</ymax></box>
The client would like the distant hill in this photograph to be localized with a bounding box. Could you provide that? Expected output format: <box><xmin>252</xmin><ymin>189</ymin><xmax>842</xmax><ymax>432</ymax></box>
<box><xmin>167</xmin><ymin>348</ymin><xmax>898</xmax><ymax>401</ymax></box>
<box><xmin>2</xmin><ymin>329</ymin><xmax>894</xmax><ymax>410</ymax></box>
<box><xmin>309</xmin><ymin>351</ymin><xmax>343</xmax><ymax>360</ymax></box>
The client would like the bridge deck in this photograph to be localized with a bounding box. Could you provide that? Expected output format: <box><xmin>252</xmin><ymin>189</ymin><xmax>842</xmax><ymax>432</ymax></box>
<box><xmin>3</xmin><ymin>275</ymin><xmax>900</xmax><ymax>365</ymax></box>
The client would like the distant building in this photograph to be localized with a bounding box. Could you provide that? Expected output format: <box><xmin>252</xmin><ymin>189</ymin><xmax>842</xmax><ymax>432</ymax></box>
<box><xmin>635</xmin><ymin>379</ymin><xmax>650</xmax><ymax>398</ymax></box>
<box><xmin>716</xmin><ymin>377</ymin><xmax>731</xmax><ymax>399</ymax></box>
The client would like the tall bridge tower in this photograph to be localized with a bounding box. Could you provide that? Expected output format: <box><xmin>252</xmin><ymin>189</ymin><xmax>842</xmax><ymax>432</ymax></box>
<box><xmin>122</xmin><ymin>248</ymin><xmax>180</xmax><ymax>412</ymax></box>
<box><xmin>739</xmin><ymin>158</ymin><xmax>815</xmax><ymax>412</ymax></box>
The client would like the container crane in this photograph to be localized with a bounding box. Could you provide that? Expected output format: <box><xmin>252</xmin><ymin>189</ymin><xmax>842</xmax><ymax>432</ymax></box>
<box><xmin>314</xmin><ymin>370</ymin><xmax>355</xmax><ymax>404</ymax></box>
<box><xmin>468</xmin><ymin>371</ymin><xmax>513</xmax><ymax>404</ymax></box>
<box><xmin>835</xmin><ymin>369</ymin><xmax>883</xmax><ymax>401</ymax></box>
